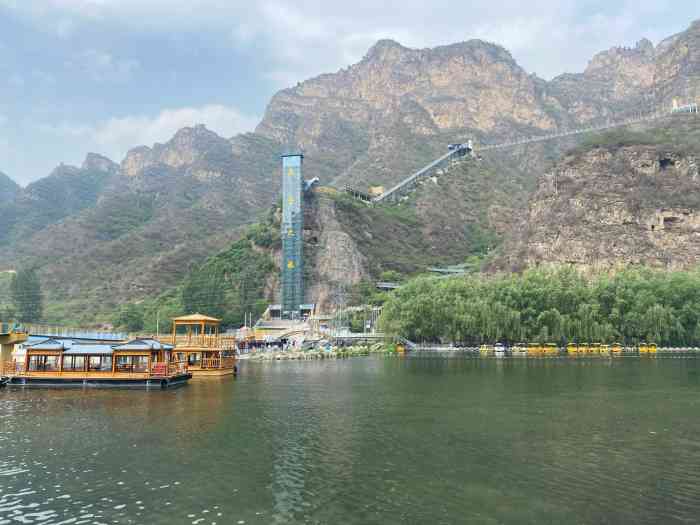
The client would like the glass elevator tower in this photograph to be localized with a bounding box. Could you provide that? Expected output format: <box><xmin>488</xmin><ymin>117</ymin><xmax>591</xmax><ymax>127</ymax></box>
<box><xmin>281</xmin><ymin>154</ymin><xmax>304</xmax><ymax>317</ymax></box>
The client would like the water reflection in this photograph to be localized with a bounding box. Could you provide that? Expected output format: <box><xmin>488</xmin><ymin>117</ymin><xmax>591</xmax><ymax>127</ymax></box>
<box><xmin>2</xmin><ymin>358</ymin><xmax>700</xmax><ymax>524</ymax></box>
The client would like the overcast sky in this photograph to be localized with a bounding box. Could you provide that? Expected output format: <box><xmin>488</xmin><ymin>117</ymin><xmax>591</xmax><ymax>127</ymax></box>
<box><xmin>0</xmin><ymin>0</ymin><xmax>697</xmax><ymax>184</ymax></box>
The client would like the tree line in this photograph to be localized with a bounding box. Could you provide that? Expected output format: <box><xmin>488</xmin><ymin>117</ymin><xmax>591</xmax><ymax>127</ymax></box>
<box><xmin>379</xmin><ymin>267</ymin><xmax>700</xmax><ymax>346</ymax></box>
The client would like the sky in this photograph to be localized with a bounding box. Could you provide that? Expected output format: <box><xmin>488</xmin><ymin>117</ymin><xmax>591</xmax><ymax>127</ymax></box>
<box><xmin>0</xmin><ymin>0</ymin><xmax>697</xmax><ymax>185</ymax></box>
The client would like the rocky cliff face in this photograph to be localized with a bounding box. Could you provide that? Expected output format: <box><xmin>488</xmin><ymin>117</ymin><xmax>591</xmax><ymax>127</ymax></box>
<box><xmin>497</xmin><ymin>116</ymin><xmax>700</xmax><ymax>272</ymax></box>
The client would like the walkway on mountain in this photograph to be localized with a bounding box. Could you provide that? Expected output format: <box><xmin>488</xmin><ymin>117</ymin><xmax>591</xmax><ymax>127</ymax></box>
<box><xmin>349</xmin><ymin>103</ymin><xmax>698</xmax><ymax>205</ymax></box>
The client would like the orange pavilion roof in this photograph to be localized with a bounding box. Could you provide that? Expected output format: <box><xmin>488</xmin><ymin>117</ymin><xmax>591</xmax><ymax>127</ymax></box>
<box><xmin>172</xmin><ymin>313</ymin><xmax>222</xmax><ymax>324</ymax></box>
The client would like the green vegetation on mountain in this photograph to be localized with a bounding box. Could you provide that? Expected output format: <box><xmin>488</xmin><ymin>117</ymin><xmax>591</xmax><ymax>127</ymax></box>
<box><xmin>0</xmin><ymin>165</ymin><xmax>114</xmax><ymax>246</ymax></box>
<box><xmin>181</xmin><ymin>236</ymin><xmax>276</xmax><ymax>326</ymax></box>
<box><xmin>112</xmin><ymin>215</ymin><xmax>280</xmax><ymax>332</ymax></box>
<box><xmin>574</xmin><ymin>115</ymin><xmax>700</xmax><ymax>157</ymax></box>
<box><xmin>380</xmin><ymin>266</ymin><xmax>700</xmax><ymax>346</ymax></box>
<box><xmin>9</xmin><ymin>267</ymin><xmax>43</xmax><ymax>322</ymax></box>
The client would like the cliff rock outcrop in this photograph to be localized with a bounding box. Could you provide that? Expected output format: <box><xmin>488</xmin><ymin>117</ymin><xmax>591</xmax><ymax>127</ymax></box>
<box><xmin>499</xmin><ymin>117</ymin><xmax>700</xmax><ymax>272</ymax></box>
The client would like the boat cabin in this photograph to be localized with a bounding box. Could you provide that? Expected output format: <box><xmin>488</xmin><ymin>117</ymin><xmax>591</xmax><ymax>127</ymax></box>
<box><xmin>168</xmin><ymin>314</ymin><xmax>236</xmax><ymax>376</ymax></box>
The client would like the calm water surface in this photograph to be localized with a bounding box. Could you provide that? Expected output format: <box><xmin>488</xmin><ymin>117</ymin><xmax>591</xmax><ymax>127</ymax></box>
<box><xmin>2</xmin><ymin>357</ymin><xmax>700</xmax><ymax>524</ymax></box>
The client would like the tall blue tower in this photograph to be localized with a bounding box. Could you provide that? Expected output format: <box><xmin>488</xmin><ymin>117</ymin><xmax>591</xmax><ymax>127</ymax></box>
<box><xmin>281</xmin><ymin>154</ymin><xmax>304</xmax><ymax>317</ymax></box>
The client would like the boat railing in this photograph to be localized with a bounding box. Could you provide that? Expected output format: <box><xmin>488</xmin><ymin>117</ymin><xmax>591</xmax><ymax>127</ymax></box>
<box><xmin>5</xmin><ymin>360</ymin><xmax>189</xmax><ymax>377</ymax></box>
<box><xmin>163</xmin><ymin>335</ymin><xmax>223</xmax><ymax>348</ymax></box>
<box><xmin>1</xmin><ymin>360</ymin><xmax>17</xmax><ymax>376</ymax></box>
<box><xmin>165</xmin><ymin>361</ymin><xmax>189</xmax><ymax>376</ymax></box>
<box><xmin>197</xmin><ymin>356</ymin><xmax>236</xmax><ymax>369</ymax></box>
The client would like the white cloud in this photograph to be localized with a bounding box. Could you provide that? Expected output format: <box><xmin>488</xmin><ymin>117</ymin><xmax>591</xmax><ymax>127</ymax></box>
<box><xmin>65</xmin><ymin>49</ymin><xmax>139</xmax><ymax>82</ymax></box>
<box><xmin>6</xmin><ymin>0</ymin><xmax>697</xmax><ymax>82</ymax></box>
<box><xmin>40</xmin><ymin>104</ymin><xmax>259</xmax><ymax>161</ymax></box>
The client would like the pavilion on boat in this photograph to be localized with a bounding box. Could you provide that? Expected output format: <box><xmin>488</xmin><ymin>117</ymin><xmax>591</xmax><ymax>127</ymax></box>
<box><xmin>166</xmin><ymin>314</ymin><xmax>236</xmax><ymax>376</ymax></box>
<box><xmin>5</xmin><ymin>337</ymin><xmax>190</xmax><ymax>388</ymax></box>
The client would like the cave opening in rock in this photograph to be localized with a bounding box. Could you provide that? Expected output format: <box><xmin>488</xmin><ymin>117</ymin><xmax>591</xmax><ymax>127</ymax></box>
<box><xmin>659</xmin><ymin>158</ymin><xmax>675</xmax><ymax>170</ymax></box>
<box><xmin>663</xmin><ymin>216</ymin><xmax>680</xmax><ymax>228</ymax></box>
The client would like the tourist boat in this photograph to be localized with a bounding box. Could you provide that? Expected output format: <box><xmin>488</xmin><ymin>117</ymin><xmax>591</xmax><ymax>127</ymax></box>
<box><xmin>494</xmin><ymin>343</ymin><xmax>506</xmax><ymax>358</ymax></box>
<box><xmin>479</xmin><ymin>345</ymin><xmax>494</xmax><ymax>357</ymax></box>
<box><xmin>163</xmin><ymin>314</ymin><xmax>237</xmax><ymax>376</ymax></box>
<box><xmin>511</xmin><ymin>344</ymin><xmax>528</xmax><ymax>357</ymax></box>
<box><xmin>611</xmin><ymin>343</ymin><xmax>623</xmax><ymax>356</ymax></box>
<box><xmin>543</xmin><ymin>343</ymin><xmax>559</xmax><ymax>357</ymax></box>
<box><xmin>639</xmin><ymin>343</ymin><xmax>658</xmax><ymax>356</ymax></box>
<box><xmin>3</xmin><ymin>338</ymin><xmax>190</xmax><ymax>388</ymax></box>
<box><xmin>567</xmin><ymin>343</ymin><xmax>578</xmax><ymax>356</ymax></box>
<box><xmin>526</xmin><ymin>343</ymin><xmax>543</xmax><ymax>357</ymax></box>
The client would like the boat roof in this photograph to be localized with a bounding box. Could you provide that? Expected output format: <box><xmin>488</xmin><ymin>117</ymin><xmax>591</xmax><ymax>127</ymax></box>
<box><xmin>63</xmin><ymin>344</ymin><xmax>114</xmax><ymax>356</ymax></box>
<box><xmin>26</xmin><ymin>337</ymin><xmax>170</xmax><ymax>355</ymax></box>
<box><xmin>172</xmin><ymin>313</ymin><xmax>221</xmax><ymax>323</ymax></box>
<box><xmin>27</xmin><ymin>338</ymin><xmax>69</xmax><ymax>351</ymax></box>
<box><xmin>112</xmin><ymin>338</ymin><xmax>173</xmax><ymax>351</ymax></box>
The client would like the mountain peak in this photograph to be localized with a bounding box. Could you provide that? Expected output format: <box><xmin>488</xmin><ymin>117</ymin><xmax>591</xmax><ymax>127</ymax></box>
<box><xmin>121</xmin><ymin>125</ymin><xmax>230</xmax><ymax>177</ymax></box>
<box><xmin>364</xmin><ymin>39</ymin><xmax>408</xmax><ymax>61</ymax></box>
<box><xmin>0</xmin><ymin>170</ymin><xmax>20</xmax><ymax>203</ymax></box>
<box><xmin>49</xmin><ymin>163</ymin><xmax>81</xmax><ymax>178</ymax></box>
<box><xmin>82</xmin><ymin>153</ymin><xmax>118</xmax><ymax>174</ymax></box>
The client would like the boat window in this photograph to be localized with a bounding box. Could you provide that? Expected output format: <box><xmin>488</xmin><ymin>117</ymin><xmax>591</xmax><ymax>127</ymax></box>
<box><xmin>63</xmin><ymin>356</ymin><xmax>85</xmax><ymax>371</ymax></box>
<box><xmin>89</xmin><ymin>356</ymin><xmax>112</xmax><ymax>371</ymax></box>
<box><xmin>133</xmin><ymin>356</ymin><xmax>148</xmax><ymax>373</ymax></box>
<box><xmin>28</xmin><ymin>355</ymin><xmax>43</xmax><ymax>371</ymax></box>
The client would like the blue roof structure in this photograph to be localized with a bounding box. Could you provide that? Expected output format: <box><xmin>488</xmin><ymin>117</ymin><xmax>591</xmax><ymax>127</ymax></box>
<box><xmin>25</xmin><ymin>338</ymin><xmax>170</xmax><ymax>355</ymax></box>
<box><xmin>26</xmin><ymin>338</ymin><xmax>70</xmax><ymax>351</ymax></box>
<box><xmin>112</xmin><ymin>339</ymin><xmax>173</xmax><ymax>351</ymax></box>
<box><xmin>63</xmin><ymin>344</ymin><xmax>114</xmax><ymax>355</ymax></box>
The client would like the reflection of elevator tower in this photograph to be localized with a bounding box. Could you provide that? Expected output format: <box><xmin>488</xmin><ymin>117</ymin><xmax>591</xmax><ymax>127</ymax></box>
<box><xmin>281</xmin><ymin>153</ymin><xmax>304</xmax><ymax>317</ymax></box>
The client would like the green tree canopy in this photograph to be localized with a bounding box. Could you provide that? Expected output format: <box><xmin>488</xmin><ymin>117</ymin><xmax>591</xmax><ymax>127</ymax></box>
<box><xmin>379</xmin><ymin>267</ymin><xmax>700</xmax><ymax>347</ymax></box>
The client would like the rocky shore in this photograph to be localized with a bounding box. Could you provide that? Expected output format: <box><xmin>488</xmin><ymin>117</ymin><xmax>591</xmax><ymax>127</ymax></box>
<box><xmin>244</xmin><ymin>344</ymin><xmax>398</xmax><ymax>361</ymax></box>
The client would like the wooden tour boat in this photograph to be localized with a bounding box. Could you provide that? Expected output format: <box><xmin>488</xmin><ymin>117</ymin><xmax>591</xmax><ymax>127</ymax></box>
<box><xmin>2</xmin><ymin>338</ymin><xmax>191</xmax><ymax>389</ymax></box>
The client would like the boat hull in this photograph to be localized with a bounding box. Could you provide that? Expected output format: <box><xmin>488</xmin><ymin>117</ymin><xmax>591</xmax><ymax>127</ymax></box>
<box><xmin>5</xmin><ymin>373</ymin><xmax>192</xmax><ymax>389</ymax></box>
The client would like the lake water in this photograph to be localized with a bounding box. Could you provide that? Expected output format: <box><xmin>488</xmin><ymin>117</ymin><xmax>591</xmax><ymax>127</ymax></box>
<box><xmin>2</xmin><ymin>356</ymin><xmax>700</xmax><ymax>524</ymax></box>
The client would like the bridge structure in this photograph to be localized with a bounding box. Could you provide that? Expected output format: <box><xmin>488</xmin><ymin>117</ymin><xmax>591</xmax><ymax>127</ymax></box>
<box><xmin>346</xmin><ymin>103</ymin><xmax>696</xmax><ymax>206</ymax></box>
<box><xmin>369</xmin><ymin>142</ymin><xmax>474</xmax><ymax>204</ymax></box>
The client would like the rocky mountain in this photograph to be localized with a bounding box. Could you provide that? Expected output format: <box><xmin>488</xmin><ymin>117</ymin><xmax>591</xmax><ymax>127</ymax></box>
<box><xmin>2</xmin><ymin>19</ymin><xmax>700</xmax><ymax>324</ymax></box>
<box><xmin>0</xmin><ymin>156</ymin><xmax>117</xmax><ymax>247</ymax></box>
<box><xmin>0</xmin><ymin>171</ymin><xmax>19</xmax><ymax>204</ymax></box>
<box><xmin>0</xmin><ymin>126</ymin><xmax>281</xmax><ymax>323</ymax></box>
<box><xmin>495</xmin><ymin>115</ymin><xmax>700</xmax><ymax>272</ymax></box>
